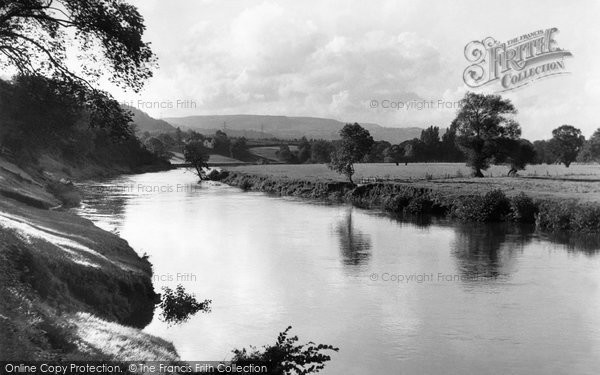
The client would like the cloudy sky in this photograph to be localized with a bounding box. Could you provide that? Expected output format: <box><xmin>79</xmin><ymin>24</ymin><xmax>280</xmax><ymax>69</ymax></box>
<box><xmin>113</xmin><ymin>0</ymin><xmax>600</xmax><ymax>140</ymax></box>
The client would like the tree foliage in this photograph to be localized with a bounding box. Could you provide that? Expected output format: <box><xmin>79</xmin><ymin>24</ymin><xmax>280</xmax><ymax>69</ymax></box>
<box><xmin>232</xmin><ymin>326</ymin><xmax>339</xmax><ymax>375</ymax></box>
<box><xmin>549</xmin><ymin>125</ymin><xmax>585</xmax><ymax>167</ymax></box>
<box><xmin>327</xmin><ymin>123</ymin><xmax>374</xmax><ymax>184</ymax></box>
<box><xmin>0</xmin><ymin>0</ymin><xmax>156</xmax><ymax>92</ymax></box>
<box><xmin>158</xmin><ymin>285</ymin><xmax>211</xmax><ymax>326</ymax></box>
<box><xmin>183</xmin><ymin>141</ymin><xmax>210</xmax><ymax>177</ymax></box>
<box><xmin>578</xmin><ymin>128</ymin><xmax>600</xmax><ymax>162</ymax></box>
<box><xmin>453</xmin><ymin>92</ymin><xmax>520</xmax><ymax>177</ymax></box>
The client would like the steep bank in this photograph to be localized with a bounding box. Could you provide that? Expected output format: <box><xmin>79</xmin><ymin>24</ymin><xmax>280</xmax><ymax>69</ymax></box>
<box><xmin>222</xmin><ymin>171</ymin><xmax>600</xmax><ymax>234</ymax></box>
<box><xmin>0</xmin><ymin>157</ymin><xmax>177</xmax><ymax>360</ymax></box>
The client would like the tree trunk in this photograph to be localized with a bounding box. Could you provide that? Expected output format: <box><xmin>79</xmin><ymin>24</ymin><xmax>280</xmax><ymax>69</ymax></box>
<box><xmin>348</xmin><ymin>174</ymin><xmax>354</xmax><ymax>185</ymax></box>
<box><xmin>474</xmin><ymin>168</ymin><xmax>484</xmax><ymax>178</ymax></box>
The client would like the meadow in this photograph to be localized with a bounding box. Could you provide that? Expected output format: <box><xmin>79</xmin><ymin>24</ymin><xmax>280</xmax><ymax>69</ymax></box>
<box><xmin>227</xmin><ymin>163</ymin><xmax>600</xmax><ymax>203</ymax></box>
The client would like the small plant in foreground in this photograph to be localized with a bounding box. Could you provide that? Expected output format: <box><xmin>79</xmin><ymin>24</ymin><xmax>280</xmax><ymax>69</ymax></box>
<box><xmin>232</xmin><ymin>326</ymin><xmax>339</xmax><ymax>374</ymax></box>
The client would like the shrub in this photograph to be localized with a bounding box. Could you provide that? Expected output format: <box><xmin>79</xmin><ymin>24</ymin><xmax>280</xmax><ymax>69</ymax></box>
<box><xmin>510</xmin><ymin>193</ymin><xmax>538</xmax><ymax>223</ymax></box>
<box><xmin>536</xmin><ymin>202</ymin><xmax>575</xmax><ymax>232</ymax></box>
<box><xmin>159</xmin><ymin>285</ymin><xmax>211</xmax><ymax>326</ymax></box>
<box><xmin>381</xmin><ymin>194</ymin><xmax>411</xmax><ymax>213</ymax></box>
<box><xmin>404</xmin><ymin>196</ymin><xmax>433</xmax><ymax>215</ymax></box>
<box><xmin>571</xmin><ymin>206</ymin><xmax>600</xmax><ymax>233</ymax></box>
<box><xmin>231</xmin><ymin>326</ymin><xmax>339</xmax><ymax>375</ymax></box>
<box><xmin>451</xmin><ymin>190</ymin><xmax>510</xmax><ymax>222</ymax></box>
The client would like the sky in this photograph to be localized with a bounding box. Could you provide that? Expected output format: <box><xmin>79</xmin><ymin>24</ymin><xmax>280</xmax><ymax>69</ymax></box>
<box><xmin>111</xmin><ymin>0</ymin><xmax>600</xmax><ymax>140</ymax></box>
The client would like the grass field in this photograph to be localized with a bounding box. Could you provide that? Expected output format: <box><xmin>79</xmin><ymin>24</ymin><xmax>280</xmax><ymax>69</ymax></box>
<box><xmin>248</xmin><ymin>145</ymin><xmax>298</xmax><ymax>162</ymax></box>
<box><xmin>227</xmin><ymin>163</ymin><xmax>600</xmax><ymax>203</ymax></box>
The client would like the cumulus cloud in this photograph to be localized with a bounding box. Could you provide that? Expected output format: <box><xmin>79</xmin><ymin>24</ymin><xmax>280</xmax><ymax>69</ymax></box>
<box><xmin>121</xmin><ymin>0</ymin><xmax>600</xmax><ymax>139</ymax></box>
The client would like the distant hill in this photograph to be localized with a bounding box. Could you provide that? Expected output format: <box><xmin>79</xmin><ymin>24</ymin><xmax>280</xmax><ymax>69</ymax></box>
<box><xmin>125</xmin><ymin>106</ymin><xmax>177</xmax><ymax>134</ymax></box>
<box><xmin>163</xmin><ymin>115</ymin><xmax>422</xmax><ymax>143</ymax></box>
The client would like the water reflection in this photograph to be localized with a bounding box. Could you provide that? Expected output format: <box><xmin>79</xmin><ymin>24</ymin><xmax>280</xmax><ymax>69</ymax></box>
<box><xmin>450</xmin><ymin>223</ymin><xmax>533</xmax><ymax>279</ymax></box>
<box><xmin>75</xmin><ymin>181</ymin><xmax>132</xmax><ymax>231</ymax></box>
<box><xmin>542</xmin><ymin>232</ymin><xmax>600</xmax><ymax>255</ymax></box>
<box><xmin>335</xmin><ymin>210</ymin><xmax>372</xmax><ymax>267</ymax></box>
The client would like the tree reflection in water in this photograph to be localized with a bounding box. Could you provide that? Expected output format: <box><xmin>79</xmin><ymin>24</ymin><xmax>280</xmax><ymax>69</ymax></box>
<box><xmin>335</xmin><ymin>210</ymin><xmax>372</xmax><ymax>267</ymax></box>
<box><xmin>450</xmin><ymin>223</ymin><xmax>533</xmax><ymax>280</ymax></box>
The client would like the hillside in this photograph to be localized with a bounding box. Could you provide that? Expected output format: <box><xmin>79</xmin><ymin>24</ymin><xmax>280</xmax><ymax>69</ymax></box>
<box><xmin>126</xmin><ymin>106</ymin><xmax>178</xmax><ymax>134</ymax></box>
<box><xmin>164</xmin><ymin>114</ymin><xmax>423</xmax><ymax>143</ymax></box>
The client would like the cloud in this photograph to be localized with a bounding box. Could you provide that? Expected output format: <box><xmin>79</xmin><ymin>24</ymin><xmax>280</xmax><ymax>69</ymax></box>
<box><xmin>121</xmin><ymin>0</ymin><xmax>600</xmax><ymax>140</ymax></box>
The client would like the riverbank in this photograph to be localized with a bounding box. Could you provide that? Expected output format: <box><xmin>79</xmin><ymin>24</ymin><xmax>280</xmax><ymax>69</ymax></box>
<box><xmin>221</xmin><ymin>164</ymin><xmax>600</xmax><ymax>233</ymax></box>
<box><xmin>0</xmin><ymin>156</ymin><xmax>178</xmax><ymax>360</ymax></box>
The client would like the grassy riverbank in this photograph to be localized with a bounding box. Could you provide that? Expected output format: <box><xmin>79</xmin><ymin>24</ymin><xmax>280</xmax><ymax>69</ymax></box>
<box><xmin>222</xmin><ymin>163</ymin><xmax>600</xmax><ymax>233</ymax></box>
<box><xmin>0</xmin><ymin>156</ymin><xmax>178</xmax><ymax>360</ymax></box>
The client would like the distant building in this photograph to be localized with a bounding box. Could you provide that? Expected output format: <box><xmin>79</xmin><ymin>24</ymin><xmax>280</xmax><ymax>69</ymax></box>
<box><xmin>203</xmin><ymin>138</ymin><xmax>215</xmax><ymax>149</ymax></box>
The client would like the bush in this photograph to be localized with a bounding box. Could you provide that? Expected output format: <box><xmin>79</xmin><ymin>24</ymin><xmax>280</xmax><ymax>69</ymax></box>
<box><xmin>404</xmin><ymin>196</ymin><xmax>433</xmax><ymax>215</ymax></box>
<box><xmin>158</xmin><ymin>285</ymin><xmax>211</xmax><ymax>326</ymax></box>
<box><xmin>536</xmin><ymin>202</ymin><xmax>575</xmax><ymax>232</ymax></box>
<box><xmin>571</xmin><ymin>206</ymin><xmax>600</xmax><ymax>233</ymax></box>
<box><xmin>451</xmin><ymin>190</ymin><xmax>510</xmax><ymax>222</ymax></box>
<box><xmin>381</xmin><ymin>194</ymin><xmax>411</xmax><ymax>213</ymax></box>
<box><xmin>231</xmin><ymin>326</ymin><xmax>339</xmax><ymax>375</ymax></box>
<box><xmin>510</xmin><ymin>193</ymin><xmax>538</xmax><ymax>223</ymax></box>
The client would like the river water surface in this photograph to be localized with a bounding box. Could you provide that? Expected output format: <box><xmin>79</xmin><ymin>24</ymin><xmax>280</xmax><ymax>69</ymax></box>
<box><xmin>76</xmin><ymin>169</ymin><xmax>600</xmax><ymax>375</ymax></box>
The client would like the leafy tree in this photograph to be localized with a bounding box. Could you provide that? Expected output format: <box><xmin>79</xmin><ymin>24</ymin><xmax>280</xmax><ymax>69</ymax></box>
<box><xmin>364</xmin><ymin>140</ymin><xmax>391</xmax><ymax>163</ymax></box>
<box><xmin>0</xmin><ymin>0</ymin><xmax>156</xmax><ymax>92</ymax></box>
<box><xmin>276</xmin><ymin>144</ymin><xmax>297</xmax><ymax>163</ymax></box>
<box><xmin>213</xmin><ymin>130</ymin><xmax>231</xmax><ymax>156</ymax></box>
<box><xmin>577</xmin><ymin>128</ymin><xmax>600</xmax><ymax>162</ymax></box>
<box><xmin>230</xmin><ymin>137</ymin><xmax>248</xmax><ymax>160</ymax></box>
<box><xmin>549</xmin><ymin>125</ymin><xmax>585</xmax><ymax>167</ymax></box>
<box><xmin>495</xmin><ymin>138</ymin><xmax>536</xmax><ymax>176</ymax></box>
<box><xmin>440</xmin><ymin>121</ymin><xmax>464</xmax><ymax>162</ymax></box>
<box><xmin>533</xmin><ymin>140</ymin><xmax>554</xmax><ymax>164</ymax></box>
<box><xmin>297</xmin><ymin>137</ymin><xmax>311</xmax><ymax>163</ymax></box>
<box><xmin>420</xmin><ymin>126</ymin><xmax>440</xmax><ymax>160</ymax></box>
<box><xmin>328</xmin><ymin>123</ymin><xmax>374</xmax><ymax>184</ymax></box>
<box><xmin>401</xmin><ymin>139</ymin><xmax>425</xmax><ymax>163</ymax></box>
<box><xmin>310</xmin><ymin>140</ymin><xmax>334</xmax><ymax>163</ymax></box>
<box><xmin>144</xmin><ymin>137</ymin><xmax>169</xmax><ymax>159</ymax></box>
<box><xmin>175</xmin><ymin>127</ymin><xmax>183</xmax><ymax>145</ymax></box>
<box><xmin>232</xmin><ymin>326</ymin><xmax>339</xmax><ymax>375</ymax></box>
<box><xmin>188</xmin><ymin>130</ymin><xmax>205</xmax><ymax>142</ymax></box>
<box><xmin>183</xmin><ymin>141</ymin><xmax>210</xmax><ymax>177</ymax></box>
<box><xmin>453</xmin><ymin>92</ymin><xmax>520</xmax><ymax>177</ymax></box>
<box><xmin>383</xmin><ymin>144</ymin><xmax>404</xmax><ymax>165</ymax></box>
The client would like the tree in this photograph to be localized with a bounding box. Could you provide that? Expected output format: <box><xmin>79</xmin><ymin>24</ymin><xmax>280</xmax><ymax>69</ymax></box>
<box><xmin>495</xmin><ymin>138</ymin><xmax>536</xmax><ymax>176</ymax></box>
<box><xmin>276</xmin><ymin>144</ymin><xmax>297</xmax><ymax>163</ymax></box>
<box><xmin>533</xmin><ymin>140</ymin><xmax>554</xmax><ymax>164</ymax></box>
<box><xmin>310</xmin><ymin>140</ymin><xmax>334</xmax><ymax>163</ymax></box>
<box><xmin>440</xmin><ymin>121</ymin><xmax>464</xmax><ymax>162</ymax></box>
<box><xmin>549</xmin><ymin>125</ymin><xmax>585</xmax><ymax>167</ymax></box>
<box><xmin>183</xmin><ymin>141</ymin><xmax>209</xmax><ymax>178</ymax></box>
<box><xmin>144</xmin><ymin>137</ymin><xmax>169</xmax><ymax>159</ymax></box>
<box><xmin>577</xmin><ymin>128</ymin><xmax>600</xmax><ymax>162</ymax></box>
<box><xmin>297</xmin><ymin>137</ymin><xmax>311</xmax><ymax>163</ymax></box>
<box><xmin>328</xmin><ymin>123</ymin><xmax>374</xmax><ymax>184</ymax></box>
<box><xmin>230</xmin><ymin>137</ymin><xmax>248</xmax><ymax>160</ymax></box>
<box><xmin>383</xmin><ymin>144</ymin><xmax>404</xmax><ymax>165</ymax></box>
<box><xmin>420</xmin><ymin>126</ymin><xmax>440</xmax><ymax>160</ymax></box>
<box><xmin>364</xmin><ymin>140</ymin><xmax>391</xmax><ymax>163</ymax></box>
<box><xmin>213</xmin><ymin>130</ymin><xmax>231</xmax><ymax>156</ymax></box>
<box><xmin>453</xmin><ymin>92</ymin><xmax>520</xmax><ymax>177</ymax></box>
<box><xmin>0</xmin><ymin>0</ymin><xmax>156</xmax><ymax>92</ymax></box>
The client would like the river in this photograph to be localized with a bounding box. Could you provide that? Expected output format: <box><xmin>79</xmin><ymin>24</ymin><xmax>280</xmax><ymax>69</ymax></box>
<box><xmin>75</xmin><ymin>169</ymin><xmax>600</xmax><ymax>375</ymax></box>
